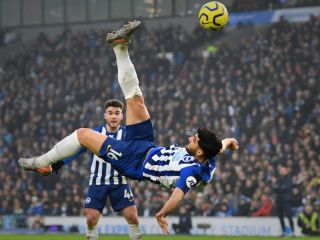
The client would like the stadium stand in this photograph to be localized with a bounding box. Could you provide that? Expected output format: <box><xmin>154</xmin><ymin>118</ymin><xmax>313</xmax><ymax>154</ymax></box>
<box><xmin>0</xmin><ymin>16</ymin><xmax>319</xmax><ymax>218</ymax></box>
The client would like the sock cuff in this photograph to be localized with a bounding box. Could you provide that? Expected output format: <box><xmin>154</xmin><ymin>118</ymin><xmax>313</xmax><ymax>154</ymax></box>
<box><xmin>128</xmin><ymin>224</ymin><xmax>139</xmax><ymax>227</ymax></box>
<box><xmin>88</xmin><ymin>225</ymin><xmax>97</xmax><ymax>230</ymax></box>
<box><xmin>72</xmin><ymin>130</ymin><xmax>81</xmax><ymax>146</ymax></box>
<box><xmin>113</xmin><ymin>45</ymin><xmax>130</xmax><ymax>61</ymax></box>
<box><xmin>86</xmin><ymin>225</ymin><xmax>98</xmax><ymax>238</ymax></box>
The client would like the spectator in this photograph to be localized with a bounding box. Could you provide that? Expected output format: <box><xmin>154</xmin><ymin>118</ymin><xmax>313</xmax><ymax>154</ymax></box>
<box><xmin>315</xmin><ymin>201</ymin><xmax>320</xmax><ymax>231</ymax></box>
<box><xmin>31</xmin><ymin>215</ymin><xmax>44</xmax><ymax>230</ymax></box>
<box><xmin>236</xmin><ymin>196</ymin><xmax>251</xmax><ymax>216</ymax></box>
<box><xmin>215</xmin><ymin>198</ymin><xmax>234</xmax><ymax>217</ymax></box>
<box><xmin>291</xmin><ymin>186</ymin><xmax>303</xmax><ymax>216</ymax></box>
<box><xmin>172</xmin><ymin>206</ymin><xmax>192</xmax><ymax>234</ymax></box>
<box><xmin>27</xmin><ymin>196</ymin><xmax>43</xmax><ymax>216</ymax></box>
<box><xmin>251</xmin><ymin>194</ymin><xmax>273</xmax><ymax>217</ymax></box>
<box><xmin>272</xmin><ymin>165</ymin><xmax>295</xmax><ymax>237</ymax></box>
<box><xmin>298</xmin><ymin>204</ymin><xmax>320</xmax><ymax>236</ymax></box>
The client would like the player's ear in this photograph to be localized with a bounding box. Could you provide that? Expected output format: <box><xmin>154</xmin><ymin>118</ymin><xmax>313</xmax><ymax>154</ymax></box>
<box><xmin>196</xmin><ymin>148</ymin><xmax>204</xmax><ymax>158</ymax></box>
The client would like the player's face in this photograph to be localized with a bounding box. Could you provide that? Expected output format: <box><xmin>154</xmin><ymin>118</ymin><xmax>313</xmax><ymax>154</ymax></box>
<box><xmin>186</xmin><ymin>134</ymin><xmax>201</xmax><ymax>156</ymax></box>
<box><xmin>104</xmin><ymin>106</ymin><xmax>123</xmax><ymax>131</ymax></box>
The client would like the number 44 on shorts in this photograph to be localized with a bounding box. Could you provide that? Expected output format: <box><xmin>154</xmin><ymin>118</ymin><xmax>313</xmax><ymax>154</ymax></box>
<box><xmin>124</xmin><ymin>188</ymin><xmax>134</xmax><ymax>201</ymax></box>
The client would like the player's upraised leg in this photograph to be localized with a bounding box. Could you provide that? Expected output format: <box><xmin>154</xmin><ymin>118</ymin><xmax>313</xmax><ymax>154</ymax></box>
<box><xmin>106</xmin><ymin>20</ymin><xmax>150</xmax><ymax>125</ymax></box>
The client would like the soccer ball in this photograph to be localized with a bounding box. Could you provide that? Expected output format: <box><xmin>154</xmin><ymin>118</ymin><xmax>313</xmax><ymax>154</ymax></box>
<box><xmin>198</xmin><ymin>1</ymin><xmax>229</xmax><ymax>31</ymax></box>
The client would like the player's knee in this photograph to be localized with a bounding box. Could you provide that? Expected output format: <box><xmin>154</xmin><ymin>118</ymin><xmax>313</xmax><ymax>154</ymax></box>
<box><xmin>126</xmin><ymin>214</ymin><xmax>139</xmax><ymax>225</ymax></box>
<box><xmin>86</xmin><ymin>213</ymin><xmax>99</xmax><ymax>228</ymax></box>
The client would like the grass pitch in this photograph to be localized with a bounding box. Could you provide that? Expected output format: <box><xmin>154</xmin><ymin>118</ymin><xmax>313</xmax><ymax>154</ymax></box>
<box><xmin>1</xmin><ymin>235</ymin><xmax>320</xmax><ymax>240</ymax></box>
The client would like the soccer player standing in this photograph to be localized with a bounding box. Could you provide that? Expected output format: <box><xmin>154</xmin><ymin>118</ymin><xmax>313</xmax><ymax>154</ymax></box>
<box><xmin>38</xmin><ymin>100</ymin><xmax>141</xmax><ymax>240</ymax></box>
<box><xmin>19</xmin><ymin>20</ymin><xmax>239</xmax><ymax>234</ymax></box>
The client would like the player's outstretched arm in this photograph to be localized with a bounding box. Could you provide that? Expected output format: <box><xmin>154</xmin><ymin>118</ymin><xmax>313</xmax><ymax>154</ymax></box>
<box><xmin>218</xmin><ymin>138</ymin><xmax>239</xmax><ymax>155</ymax></box>
<box><xmin>156</xmin><ymin>187</ymin><xmax>185</xmax><ymax>234</ymax></box>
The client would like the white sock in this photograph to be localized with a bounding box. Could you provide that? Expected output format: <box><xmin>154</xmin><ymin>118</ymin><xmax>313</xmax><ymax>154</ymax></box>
<box><xmin>128</xmin><ymin>224</ymin><xmax>141</xmax><ymax>240</ymax></box>
<box><xmin>34</xmin><ymin>131</ymin><xmax>81</xmax><ymax>167</ymax></box>
<box><xmin>86</xmin><ymin>225</ymin><xmax>98</xmax><ymax>240</ymax></box>
<box><xmin>113</xmin><ymin>45</ymin><xmax>130</xmax><ymax>60</ymax></box>
<box><xmin>113</xmin><ymin>46</ymin><xmax>142</xmax><ymax>99</ymax></box>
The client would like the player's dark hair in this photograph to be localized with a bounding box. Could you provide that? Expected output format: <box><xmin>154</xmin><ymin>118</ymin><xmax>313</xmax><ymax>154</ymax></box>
<box><xmin>104</xmin><ymin>99</ymin><xmax>124</xmax><ymax>110</ymax></box>
<box><xmin>197</xmin><ymin>128</ymin><xmax>222</xmax><ymax>159</ymax></box>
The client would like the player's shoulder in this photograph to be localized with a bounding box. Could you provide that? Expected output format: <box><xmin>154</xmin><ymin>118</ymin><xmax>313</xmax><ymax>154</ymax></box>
<box><xmin>103</xmin><ymin>125</ymin><xmax>126</xmax><ymax>139</ymax></box>
<box><xmin>119</xmin><ymin>125</ymin><xmax>126</xmax><ymax>133</ymax></box>
<box><xmin>180</xmin><ymin>163</ymin><xmax>201</xmax><ymax>175</ymax></box>
<box><xmin>200</xmin><ymin>161</ymin><xmax>216</xmax><ymax>183</ymax></box>
<box><xmin>93</xmin><ymin>124</ymin><xmax>105</xmax><ymax>133</ymax></box>
<box><xmin>116</xmin><ymin>125</ymin><xmax>126</xmax><ymax>138</ymax></box>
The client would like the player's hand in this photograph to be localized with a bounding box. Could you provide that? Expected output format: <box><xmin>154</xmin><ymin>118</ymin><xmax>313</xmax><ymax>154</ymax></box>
<box><xmin>52</xmin><ymin>161</ymin><xmax>65</xmax><ymax>175</ymax></box>
<box><xmin>229</xmin><ymin>138</ymin><xmax>239</xmax><ymax>151</ymax></box>
<box><xmin>156</xmin><ymin>212</ymin><xmax>169</xmax><ymax>234</ymax></box>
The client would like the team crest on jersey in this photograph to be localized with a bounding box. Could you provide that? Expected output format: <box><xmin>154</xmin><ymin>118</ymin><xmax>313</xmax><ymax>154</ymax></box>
<box><xmin>182</xmin><ymin>156</ymin><xmax>193</xmax><ymax>162</ymax></box>
<box><xmin>85</xmin><ymin>197</ymin><xmax>91</xmax><ymax>204</ymax></box>
<box><xmin>186</xmin><ymin>176</ymin><xmax>197</xmax><ymax>188</ymax></box>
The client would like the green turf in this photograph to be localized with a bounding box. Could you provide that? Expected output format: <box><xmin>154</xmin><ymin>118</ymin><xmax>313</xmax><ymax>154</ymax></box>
<box><xmin>1</xmin><ymin>235</ymin><xmax>320</xmax><ymax>240</ymax></box>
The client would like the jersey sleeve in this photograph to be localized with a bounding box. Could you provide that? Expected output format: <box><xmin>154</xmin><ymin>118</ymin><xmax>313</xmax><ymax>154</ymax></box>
<box><xmin>176</xmin><ymin>167</ymin><xmax>201</xmax><ymax>194</ymax></box>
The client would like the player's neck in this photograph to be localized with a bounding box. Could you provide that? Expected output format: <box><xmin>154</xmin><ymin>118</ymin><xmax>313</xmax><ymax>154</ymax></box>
<box><xmin>106</xmin><ymin>124</ymin><xmax>120</xmax><ymax>133</ymax></box>
<box><xmin>195</xmin><ymin>157</ymin><xmax>208</xmax><ymax>164</ymax></box>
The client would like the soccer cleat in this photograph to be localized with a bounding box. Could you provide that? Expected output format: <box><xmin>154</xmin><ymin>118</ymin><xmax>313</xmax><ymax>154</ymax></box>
<box><xmin>18</xmin><ymin>157</ymin><xmax>46</xmax><ymax>169</ymax></box>
<box><xmin>18</xmin><ymin>157</ymin><xmax>38</xmax><ymax>170</ymax></box>
<box><xmin>35</xmin><ymin>166</ymin><xmax>53</xmax><ymax>176</ymax></box>
<box><xmin>106</xmin><ymin>20</ymin><xmax>141</xmax><ymax>46</ymax></box>
<box><xmin>18</xmin><ymin>157</ymin><xmax>53</xmax><ymax>175</ymax></box>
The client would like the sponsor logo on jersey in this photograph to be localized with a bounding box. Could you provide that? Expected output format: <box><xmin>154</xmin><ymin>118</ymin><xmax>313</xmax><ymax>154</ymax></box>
<box><xmin>172</xmin><ymin>148</ymin><xmax>188</xmax><ymax>162</ymax></box>
<box><xmin>186</xmin><ymin>176</ymin><xmax>197</xmax><ymax>188</ymax></box>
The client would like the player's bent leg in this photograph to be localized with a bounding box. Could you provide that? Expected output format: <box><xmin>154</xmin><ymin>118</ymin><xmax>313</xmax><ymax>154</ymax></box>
<box><xmin>121</xmin><ymin>205</ymin><xmax>141</xmax><ymax>240</ymax></box>
<box><xmin>18</xmin><ymin>130</ymin><xmax>82</xmax><ymax>170</ymax></box>
<box><xmin>76</xmin><ymin>128</ymin><xmax>107</xmax><ymax>156</ymax></box>
<box><xmin>85</xmin><ymin>208</ymin><xmax>101</xmax><ymax>240</ymax></box>
<box><xmin>18</xmin><ymin>129</ymin><xmax>107</xmax><ymax>171</ymax></box>
<box><xmin>126</xmin><ymin>96</ymin><xmax>150</xmax><ymax>125</ymax></box>
<box><xmin>107</xmin><ymin>20</ymin><xmax>149</xmax><ymax>126</ymax></box>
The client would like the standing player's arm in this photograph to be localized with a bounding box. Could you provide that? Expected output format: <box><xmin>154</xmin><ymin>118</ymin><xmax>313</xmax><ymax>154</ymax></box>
<box><xmin>218</xmin><ymin>138</ymin><xmax>239</xmax><ymax>155</ymax></box>
<box><xmin>156</xmin><ymin>187</ymin><xmax>185</xmax><ymax>234</ymax></box>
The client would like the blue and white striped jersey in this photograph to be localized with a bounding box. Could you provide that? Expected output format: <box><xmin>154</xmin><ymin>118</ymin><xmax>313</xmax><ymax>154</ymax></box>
<box><xmin>63</xmin><ymin>125</ymin><xmax>127</xmax><ymax>186</ymax></box>
<box><xmin>89</xmin><ymin>125</ymin><xmax>127</xmax><ymax>186</ymax></box>
<box><xmin>142</xmin><ymin>145</ymin><xmax>216</xmax><ymax>193</ymax></box>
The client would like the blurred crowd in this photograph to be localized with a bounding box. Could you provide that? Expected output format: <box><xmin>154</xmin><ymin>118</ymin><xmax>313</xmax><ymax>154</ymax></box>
<box><xmin>0</xmin><ymin>16</ymin><xmax>319</xmax><ymax>224</ymax></box>
<box><xmin>0</xmin><ymin>28</ymin><xmax>19</xmax><ymax>48</ymax></box>
<box><xmin>230</xmin><ymin>0</ymin><xmax>320</xmax><ymax>12</ymax></box>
